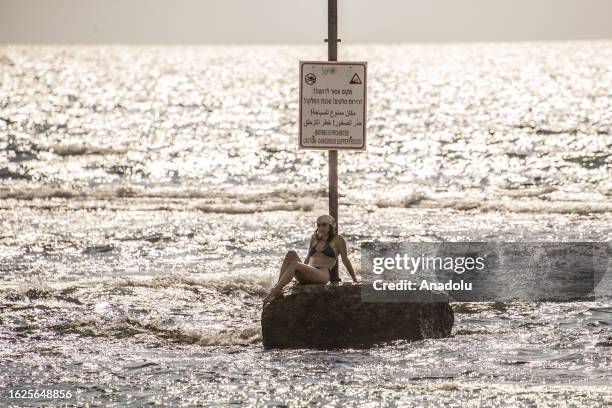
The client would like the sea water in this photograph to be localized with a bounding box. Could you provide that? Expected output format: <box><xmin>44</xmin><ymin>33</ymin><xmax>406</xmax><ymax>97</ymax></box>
<box><xmin>0</xmin><ymin>42</ymin><xmax>611</xmax><ymax>406</ymax></box>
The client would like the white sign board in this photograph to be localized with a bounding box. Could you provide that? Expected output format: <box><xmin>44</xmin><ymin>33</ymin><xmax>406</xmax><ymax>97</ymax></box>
<box><xmin>299</xmin><ymin>61</ymin><xmax>367</xmax><ymax>150</ymax></box>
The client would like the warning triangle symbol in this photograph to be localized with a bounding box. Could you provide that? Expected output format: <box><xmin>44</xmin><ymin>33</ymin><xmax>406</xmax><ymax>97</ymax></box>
<box><xmin>349</xmin><ymin>73</ymin><xmax>362</xmax><ymax>84</ymax></box>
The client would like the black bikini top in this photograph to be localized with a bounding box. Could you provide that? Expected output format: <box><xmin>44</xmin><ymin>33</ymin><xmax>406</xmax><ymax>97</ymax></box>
<box><xmin>308</xmin><ymin>238</ymin><xmax>337</xmax><ymax>260</ymax></box>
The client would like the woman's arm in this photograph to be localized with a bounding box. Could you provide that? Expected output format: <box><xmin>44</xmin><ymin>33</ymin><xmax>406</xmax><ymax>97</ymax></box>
<box><xmin>337</xmin><ymin>235</ymin><xmax>359</xmax><ymax>282</ymax></box>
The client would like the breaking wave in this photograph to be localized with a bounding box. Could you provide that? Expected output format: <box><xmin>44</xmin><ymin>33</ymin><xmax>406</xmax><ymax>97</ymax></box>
<box><xmin>0</xmin><ymin>185</ymin><xmax>318</xmax><ymax>213</ymax></box>
<box><xmin>113</xmin><ymin>273</ymin><xmax>272</xmax><ymax>297</ymax></box>
<box><xmin>1</xmin><ymin>273</ymin><xmax>269</xmax><ymax>346</ymax></box>
<box><xmin>377</xmin><ymin>195</ymin><xmax>612</xmax><ymax>214</ymax></box>
<box><xmin>50</xmin><ymin>315</ymin><xmax>262</xmax><ymax>346</ymax></box>
<box><xmin>49</xmin><ymin>144</ymin><xmax>128</xmax><ymax>157</ymax></box>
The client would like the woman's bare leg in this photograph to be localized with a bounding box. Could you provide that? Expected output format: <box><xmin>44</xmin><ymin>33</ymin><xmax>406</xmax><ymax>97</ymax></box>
<box><xmin>278</xmin><ymin>250</ymin><xmax>300</xmax><ymax>283</ymax></box>
<box><xmin>294</xmin><ymin>266</ymin><xmax>330</xmax><ymax>284</ymax></box>
<box><xmin>275</xmin><ymin>262</ymin><xmax>329</xmax><ymax>289</ymax></box>
<box><xmin>264</xmin><ymin>261</ymin><xmax>329</xmax><ymax>305</ymax></box>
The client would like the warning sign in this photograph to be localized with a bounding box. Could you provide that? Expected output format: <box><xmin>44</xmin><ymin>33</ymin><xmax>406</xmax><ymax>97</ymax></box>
<box><xmin>299</xmin><ymin>61</ymin><xmax>367</xmax><ymax>150</ymax></box>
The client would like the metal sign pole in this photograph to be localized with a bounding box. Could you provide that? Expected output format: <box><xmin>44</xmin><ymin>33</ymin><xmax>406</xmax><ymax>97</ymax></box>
<box><xmin>327</xmin><ymin>0</ymin><xmax>339</xmax><ymax>225</ymax></box>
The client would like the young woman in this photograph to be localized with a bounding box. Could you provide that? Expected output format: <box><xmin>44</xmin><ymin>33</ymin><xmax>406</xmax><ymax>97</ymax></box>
<box><xmin>262</xmin><ymin>214</ymin><xmax>358</xmax><ymax>305</ymax></box>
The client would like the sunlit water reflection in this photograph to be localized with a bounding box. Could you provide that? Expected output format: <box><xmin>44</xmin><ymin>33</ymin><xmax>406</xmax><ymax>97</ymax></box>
<box><xmin>0</xmin><ymin>42</ymin><xmax>611</xmax><ymax>406</ymax></box>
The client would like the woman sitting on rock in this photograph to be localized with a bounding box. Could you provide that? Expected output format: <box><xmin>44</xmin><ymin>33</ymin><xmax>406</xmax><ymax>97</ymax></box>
<box><xmin>263</xmin><ymin>214</ymin><xmax>358</xmax><ymax>305</ymax></box>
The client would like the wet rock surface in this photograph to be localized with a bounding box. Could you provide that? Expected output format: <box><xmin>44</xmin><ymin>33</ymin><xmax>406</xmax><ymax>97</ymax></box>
<box><xmin>261</xmin><ymin>282</ymin><xmax>454</xmax><ymax>349</ymax></box>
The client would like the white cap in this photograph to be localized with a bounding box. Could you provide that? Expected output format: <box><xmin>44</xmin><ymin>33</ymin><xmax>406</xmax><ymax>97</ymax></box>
<box><xmin>317</xmin><ymin>214</ymin><xmax>336</xmax><ymax>227</ymax></box>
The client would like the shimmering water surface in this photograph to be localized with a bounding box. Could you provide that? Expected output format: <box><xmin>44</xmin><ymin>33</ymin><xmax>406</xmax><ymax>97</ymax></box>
<box><xmin>0</xmin><ymin>42</ymin><xmax>611</xmax><ymax>406</ymax></box>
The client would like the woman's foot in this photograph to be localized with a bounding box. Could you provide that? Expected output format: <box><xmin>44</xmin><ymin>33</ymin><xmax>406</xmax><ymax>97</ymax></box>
<box><xmin>263</xmin><ymin>286</ymin><xmax>282</xmax><ymax>306</ymax></box>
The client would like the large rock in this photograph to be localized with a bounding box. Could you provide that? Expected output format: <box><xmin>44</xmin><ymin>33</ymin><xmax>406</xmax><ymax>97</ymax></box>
<box><xmin>261</xmin><ymin>282</ymin><xmax>453</xmax><ymax>349</ymax></box>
